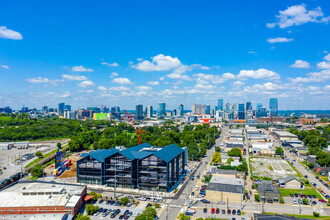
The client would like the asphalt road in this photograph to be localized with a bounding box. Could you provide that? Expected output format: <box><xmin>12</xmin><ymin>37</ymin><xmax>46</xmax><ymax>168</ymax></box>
<box><xmin>159</xmin><ymin>126</ymin><xmax>228</xmax><ymax>220</ymax></box>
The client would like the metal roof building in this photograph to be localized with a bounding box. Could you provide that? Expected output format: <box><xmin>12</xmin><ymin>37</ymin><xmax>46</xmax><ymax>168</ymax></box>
<box><xmin>77</xmin><ymin>143</ymin><xmax>186</xmax><ymax>192</ymax></box>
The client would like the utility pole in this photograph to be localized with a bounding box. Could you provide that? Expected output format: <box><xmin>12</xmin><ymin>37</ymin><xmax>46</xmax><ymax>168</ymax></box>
<box><xmin>20</xmin><ymin>157</ymin><xmax>22</xmax><ymax>180</ymax></box>
<box><xmin>166</xmin><ymin>203</ymin><xmax>168</xmax><ymax>220</ymax></box>
<box><xmin>241</xmin><ymin>187</ymin><xmax>243</xmax><ymax>210</ymax></box>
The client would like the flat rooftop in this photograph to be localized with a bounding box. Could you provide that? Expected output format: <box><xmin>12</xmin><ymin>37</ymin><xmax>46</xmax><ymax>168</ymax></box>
<box><xmin>210</xmin><ymin>176</ymin><xmax>244</xmax><ymax>186</ymax></box>
<box><xmin>0</xmin><ymin>181</ymin><xmax>85</xmax><ymax>208</ymax></box>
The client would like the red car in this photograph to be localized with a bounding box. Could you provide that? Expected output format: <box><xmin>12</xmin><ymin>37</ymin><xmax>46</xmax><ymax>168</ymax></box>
<box><xmin>318</xmin><ymin>199</ymin><xmax>327</xmax><ymax>203</ymax></box>
<box><xmin>211</xmin><ymin>208</ymin><xmax>215</xmax><ymax>214</ymax></box>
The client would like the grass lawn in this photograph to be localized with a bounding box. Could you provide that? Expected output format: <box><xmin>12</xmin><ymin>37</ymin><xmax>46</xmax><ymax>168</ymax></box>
<box><xmin>24</xmin><ymin>145</ymin><xmax>67</xmax><ymax>168</ymax></box>
<box><xmin>286</xmin><ymin>161</ymin><xmax>303</xmax><ymax>178</ymax></box>
<box><xmin>265</xmin><ymin>212</ymin><xmax>329</xmax><ymax>219</ymax></box>
<box><xmin>279</xmin><ymin>188</ymin><xmax>323</xmax><ymax>199</ymax></box>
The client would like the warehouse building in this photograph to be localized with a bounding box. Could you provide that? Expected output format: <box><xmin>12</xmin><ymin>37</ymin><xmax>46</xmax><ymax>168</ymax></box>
<box><xmin>77</xmin><ymin>143</ymin><xmax>186</xmax><ymax>192</ymax></box>
<box><xmin>0</xmin><ymin>181</ymin><xmax>86</xmax><ymax>217</ymax></box>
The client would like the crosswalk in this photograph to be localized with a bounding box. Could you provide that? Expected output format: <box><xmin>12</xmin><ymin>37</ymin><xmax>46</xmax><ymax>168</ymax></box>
<box><xmin>168</xmin><ymin>204</ymin><xmax>182</xmax><ymax>208</ymax></box>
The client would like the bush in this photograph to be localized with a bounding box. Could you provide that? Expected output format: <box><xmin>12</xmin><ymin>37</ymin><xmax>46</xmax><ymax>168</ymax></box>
<box><xmin>120</xmin><ymin>197</ymin><xmax>130</xmax><ymax>206</ymax></box>
<box><xmin>255</xmin><ymin>194</ymin><xmax>260</xmax><ymax>202</ymax></box>
<box><xmin>280</xmin><ymin>197</ymin><xmax>284</xmax><ymax>204</ymax></box>
<box><xmin>154</xmin><ymin>203</ymin><xmax>160</xmax><ymax>208</ymax></box>
<box><xmin>313</xmin><ymin>211</ymin><xmax>319</xmax><ymax>217</ymax></box>
<box><xmin>89</xmin><ymin>191</ymin><xmax>101</xmax><ymax>201</ymax></box>
<box><xmin>86</xmin><ymin>204</ymin><xmax>99</xmax><ymax>215</ymax></box>
<box><xmin>76</xmin><ymin>214</ymin><xmax>91</xmax><ymax>220</ymax></box>
<box><xmin>35</xmin><ymin>151</ymin><xmax>43</xmax><ymax>158</ymax></box>
<box><xmin>31</xmin><ymin>164</ymin><xmax>43</xmax><ymax>178</ymax></box>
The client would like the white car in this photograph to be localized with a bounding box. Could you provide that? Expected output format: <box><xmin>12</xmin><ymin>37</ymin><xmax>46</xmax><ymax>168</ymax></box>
<box><xmin>186</xmin><ymin>209</ymin><xmax>196</xmax><ymax>214</ymax></box>
<box><xmin>195</xmin><ymin>186</ymin><xmax>199</xmax><ymax>190</ymax></box>
<box><xmin>138</xmin><ymin>197</ymin><xmax>146</xmax><ymax>201</ymax></box>
<box><xmin>293</xmin><ymin>199</ymin><xmax>297</xmax><ymax>204</ymax></box>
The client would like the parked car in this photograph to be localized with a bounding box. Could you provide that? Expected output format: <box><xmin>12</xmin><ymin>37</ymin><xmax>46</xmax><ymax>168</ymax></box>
<box><xmin>227</xmin><ymin>209</ymin><xmax>231</xmax><ymax>214</ymax></box>
<box><xmin>294</xmin><ymin>193</ymin><xmax>298</xmax><ymax>197</ymax></box>
<box><xmin>138</xmin><ymin>197</ymin><xmax>146</xmax><ymax>201</ymax></box>
<box><xmin>185</xmin><ymin>211</ymin><xmax>193</xmax><ymax>216</ymax></box>
<box><xmin>201</xmin><ymin>199</ymin><xmax>210</xmax><ymax>203</ymax></box>
<box><xmin>290</xmin><ymin>194</ymin><xmax>294</xmax><ymax>197</ymax></box>
<box><xmin>222</xmin><ymin>209</ymin><xmax>225</xmax><ymax>214</ymax></box>
<box><xmin>203</xmin><ymin>208</ymin><xmax>207</xmax><ymax>213</ymax></box>
<box><xmin>316</xmin><ymin>176</ymin><xmax>319</xmax><ymax>179</ymax></box>
<box><xmin>237</xmin><ymin>210</ymin><xmax>241</xmax><ymax>215</ymax></box>
<box><xmin>312</xmin><ymin>195</ymin><xmax>316</xmax><ymax>199</ymax></box>
<box><xmin>318</xmin><ymin>199</ymin><xmax>327</xmax><ymax>203</ymax></box>
<box><xmin>312</xmin><ymin>201</ymin><xmax>317</xmax><ymax>205</ymax></box>
<box><xmin>126</xmin><ymin>203</ymin><xmax>132</xmax><ymax>207</ymax></box>
<box><xmin>146</xmin><ymin>203</ymin><xmax>152</xmax><ymax>208</ymax></box>
<box><xmin>99</xmin><ymin>199</ymin><xmax>104</xmax><ymax>204</ymax></box>
<box><xmin>211</xmin><ymin>208</ymin><xmax>215</xmax><ymax>214</ymax></box>
<box><xmin>232</xmin><ymin>209</ymin><xmax>236</xmax><ymax>215</ymax></box>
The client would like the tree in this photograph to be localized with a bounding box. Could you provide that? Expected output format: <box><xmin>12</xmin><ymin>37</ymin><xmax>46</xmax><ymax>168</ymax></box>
<box><xmin>76</xmin><ymin>214</ymin><xmax>91</xmax><ymax>220</ymax></box>
<box><xmin>177</xmin><ymin>213</ymin><xmax>190</xmax><ymax>220</ymax></box>
<box><xmin>136</xmin><ymin>207</ymin><xmax>157</xmax><ymax>220</ymax></box>
<box><xmin>86</xmin><ymin>204</ymin><xmax>99</xmax><ymax>215</ymax></box>
<box><xmin>215</xmin><ymin>146</ymin><xmax>220</xmax><ymax>152</ymax></box>
<box><xmin>308</xmin><ymin>163</ymin><xmax>314</xmax><ymax>169</ymax></box>
<box><xmin>35</xmin><ymin>151</ymin><xmax>43</xmax><ymax>158</ymax></box>
<box><xmin>302</xmin><ymin>197</ymin><xmax>309</xmax><ymax>205</ymax></box>
<box><xmin>227</xmin><ymin>157</ymin><xmax>234</xmax><ymax>166</ymax></box>
<box><xmin>31</xmin><ymin>164</ymin><xmax>43</xmax><ymax>178</ymax></box>
<box><xmin>89</xmin><ymin>191</ymin><xmax>101</xmax><ymax>201</ymax></box>
<box><xmin>228</xmin><ymin>148</ymin><xmax>242</xmax><ymax>158</ymax></box>
<box><xmin>57</xmin><ymin>142</ymin><xmax>62</xmax><ymax>149</ymax></box>
<box><xmin>120</xmin><ymin>197</ymin><xmax>130</xmax><ymax>206</ymax></box>
<box><xmin>275</xmin><ymin>147</ymin><xmax>284</xmax><ymax>155</ymax></box>
<box><xmin>254</xmin><ymin>194</ymin><xmax>260</xmax><ymax>202</ymax></box>
<box><xmin>212</xmin><ymin>152</ymin><xmax>221</xmax><ymax>164</ymax></box>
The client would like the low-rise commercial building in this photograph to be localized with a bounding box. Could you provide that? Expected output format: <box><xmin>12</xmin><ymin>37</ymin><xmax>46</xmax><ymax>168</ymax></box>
<box><xmin>272</xmin><ymin>131</ymin><xmax>298</xmax><ymax>141</ymax></box>
<box><xmin>258</xmin><ymin>181</ymin><xmax>280</xmax><ymax>203</ymax></box>
<box><xmin>77</xmin><ymin>143</ymin><xmax>186</xmax><ymax>192</ymax></box>
<box><xmin>205</xmin><ymin>176</ymin><xmax>244</xmax><ymax>203</ymax></box>
<box><xmin>278</xmin><ymin>175</ymin><xmax>304</xmax><ymax>189</ymax></box>
<box><xmin>0</xmin><ymin>181</ymin><xmax>86</xmax><ymax>217</ymax></box>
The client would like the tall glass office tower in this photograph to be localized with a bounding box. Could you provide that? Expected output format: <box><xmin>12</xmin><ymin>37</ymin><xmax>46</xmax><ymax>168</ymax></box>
<box><xmin>157</xmin><ymin>103</ymin><xmax>166</xmax><ymax>116</ymax></box>
<box><xmin>217</xmin><ymin>99</ymin><xmax>223</xmax><ymax>111</ymax></box>
<box><xmin>136</xmin><ymin>104</ymin><xmax>143</xmax><ymax>120</ymax></box>
<box><xmin>238</xmin><ymin>103</ymin><xmax>245</xmax><ymax>119</ymax></box>
<box><xmin>178</xmin><ymin>104</ymin><xmax>184</xmax><ymax>116</ymax></box>
<box><xmin>269</xmin><ymin>98</ymin><xmax>278</xmax><ymax>117</ymax></box>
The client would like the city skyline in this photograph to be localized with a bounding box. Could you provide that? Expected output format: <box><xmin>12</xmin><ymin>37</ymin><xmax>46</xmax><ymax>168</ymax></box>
<box><xmin>0</xmin><ymin>1</ymin><xmax>330</xmax><ymax>110</ymax></box>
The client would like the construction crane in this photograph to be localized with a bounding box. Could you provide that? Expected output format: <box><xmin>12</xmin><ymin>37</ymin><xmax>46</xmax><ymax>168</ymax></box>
<box><xmin>123</xmin><ymin>109</ymin><xmax>146</xmax><ymax>145</ymax></box>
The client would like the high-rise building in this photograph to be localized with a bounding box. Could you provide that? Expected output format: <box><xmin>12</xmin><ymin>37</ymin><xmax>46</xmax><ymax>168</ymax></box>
<box><xmin>147</xmin><ymin>105</ymin><xmax>153</xmax><ymax>118</ymax></box>
<box><xmin>269</xmin><ymin>98</ymin><xmax>278</xmax><ymax>117</ymax></box>
<box><xmin>192</xmin><ymin>104</ymin><xmax>196</xmax><ymax>114</ymax></box>
<box><xmin>205</xmin><ymin>104</ymin><xmax>211</xmax><ymax>114</ymax></box>
<box><xmin>42</xmin><ymin>106</ymin><xmax>48</xmax><ymax>114</ymax></box>
<box><xmin>20</xmin><ymin>106</ymin><xmax>29</xmax><ymax>113</ymax></box>
<box><xmin>218</xmin><ymin>99</ymin><xmax>223</xmax><ymax>111</ymax></box>
<box><xmin>238</xmin><ymin>103</ymin><xmax>245</xmax><ymax>120</ymax></box>
<box><xmin>65</xmin><ymin>105</ymin><xmax>71</xmax><ymax>111</ymax></box>
<box><xmin>136</xmin><ymin>104</ymin><xmax>143</xmax><ymax>120</ymax></box>
<box><xmin>173</xmin><ymin>109</ymin><xmax>177</xmax><ymax>116</ymax></box>
<box><xmin>246</xmin><ymin>101</ymin><xmax>252</xmax><ymax>111</ymax></box>
<box><xmin>58</xmin><ymin>103</ymin><xmax>65</xmax><ymax>116</ymax></box>
<box><xmin>256</xmin><ymin>103</ymin><xmax>263</xmax><ymax>112</ymax></box>
<box><xmin>178</xmin><ymin>104</ymin><xmax>184</xmax><ymax>116</ymax></box>
<box><xmin>157</xmin><ymin>103</ymin><xmax>166</xmax><ymax>116</ymax></box>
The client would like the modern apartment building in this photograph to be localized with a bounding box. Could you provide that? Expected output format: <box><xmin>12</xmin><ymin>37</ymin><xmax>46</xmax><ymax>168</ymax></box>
<box><xmin>77</xmin><ymin>143</ymin><xmax>186</xmax><ymax>192</ymax></box>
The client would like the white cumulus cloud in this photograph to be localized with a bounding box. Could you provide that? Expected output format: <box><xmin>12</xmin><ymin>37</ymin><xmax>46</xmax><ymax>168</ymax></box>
<box><xmin>101</xmin><ymin>62</ymin><xmax>119</xmax><ymax>67</ymax></box>
<box><xmin>267</xmin><ymin>37</ymin><xmax>293</xmax><ymax>43</ymax></box>
<box><xmin>237</xmin><ymin>68</ymin><xmax>280</xmax><ymax>80</ymax></box>
<box><xmin>147</xmin><ymin>81</ymin><xmax>160</xmax><ymax>85</ymax></box>
<box><xmin>78</xmin><ymin>80</ymin><xmax>95</xmax><ymax>87</ymax></box>
<box><xmin>112</xmin><ymin>77</ymin><xmax>133</xmax><ymax>85</ymax></box>
<box><xmin>135</xmin><ymin>86</ymin><xmax>152</xmax><ymax>91</ymax></box>
<box><xmin>317</xmin><ymin>62</ymin><xmax>330</xmax><ymax>69</ymax></box>
<box><xmin>324</xmin><ymin>54</ymin><xmax>330</xmax><ymax>61</ymax></box>
<box><xmin>289</xmin><ymin>69</ymin><xmax>330</xmax><ymax>83</ymax></box>
<box><xmin>26</xmin><ymin>77</ymin><xmax>49</xmax><ymax>83</ymax></box>
<box><xmin>193</xmin><ymin>73</ymin><xmax>235</xmax><ymax>84</ymax></box>
<box><xmin>97</xmin><ymin>86</ymin><xmax>107</xmax><ymax>91</ymax></box>
<box><xmin>110</xmin><ymin>72</ymin><xmax>119</xmax><ymax>78</ymax></box>
<box><xmin>290</xmin><ymin>60</ymin><xmax>310</xmax><ymax>68</ymax></box>
<box><xmin>72</xmin><ymin>65</ymin><xmax>94</xmax><ymax>72</ymax></box>
<box><xmin>133</xmin><ymin>54</ymin><xmax>181</xmax><ymax>71</ymax></box>
<box><xmin>109</xmin><ymin>86</ymin><xmax>130</xmax><ymax>91</ymax></box>
<box><xmin>62</xmin><ymin>74</ymin><xmax>87</xmax><ymax>81</ymax></box>
<box><xmin>0</xmin><ymin>26</ymin><xmax>23</xmax><ymax>40</ymax></box>
<box><xmin>1</xmin><ymin>65</ymin><xmax>9</xmax><ymax>69</ymax></box>
<box><xmin>266</xmin><ymin>4</ymin><xmax>330</xmax><ymax>29</ymax></box>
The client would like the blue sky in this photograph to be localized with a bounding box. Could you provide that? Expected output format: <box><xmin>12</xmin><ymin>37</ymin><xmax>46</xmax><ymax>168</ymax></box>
<box><xmin>0</xmin><ymin>0</ymin><xmax>330</xmax><ymax>110</ymax></box>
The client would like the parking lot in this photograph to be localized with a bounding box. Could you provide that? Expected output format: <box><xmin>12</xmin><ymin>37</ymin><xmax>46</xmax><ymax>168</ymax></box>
<box><xmin>251</xmin><ymin>157</ymin><xmax>296</xmax><ymax>179</ymax></box>
<box><xmin>82</xmin><ymin>200</ymin><xmax>145</xmax><ymax>220</ymax></box>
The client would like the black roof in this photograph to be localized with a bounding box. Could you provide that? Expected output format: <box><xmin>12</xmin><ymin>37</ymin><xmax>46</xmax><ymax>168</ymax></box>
<box><xmin>207</xmin><ymin>182</ymin><xmax>243</xmax><ymax>194</ymax></box>
<box><xmin>258</xmin><ymin>183</ymin><xmax>280</xmax><ymax>194</ymax></box>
